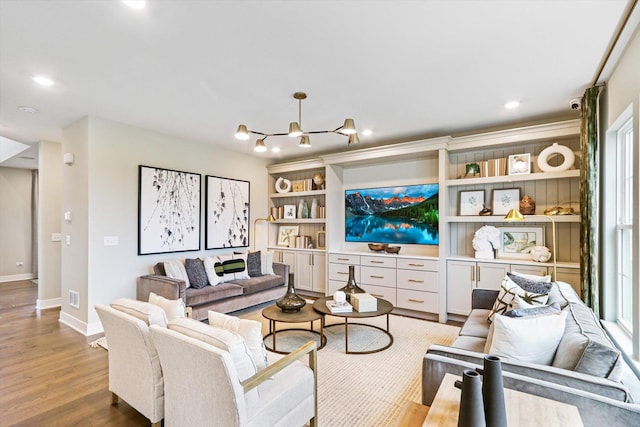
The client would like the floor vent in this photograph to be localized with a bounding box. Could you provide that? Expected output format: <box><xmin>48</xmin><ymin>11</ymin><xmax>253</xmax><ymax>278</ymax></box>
<box><xmin>69</xmin><ymin>290</ymin><xmax>80</xmax><ymax>309</ymax></box>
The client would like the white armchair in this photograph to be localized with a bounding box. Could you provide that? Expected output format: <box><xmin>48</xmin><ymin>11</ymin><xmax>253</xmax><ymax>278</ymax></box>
<box><xmin>150</xmin><ymin>325</ymin><xmax>318</xmax><ymax>427</ymax></box>
<box><xmin>95</xmin><ymin>301</ymin><xmax>166</xmax><ymax>426</ymax></box>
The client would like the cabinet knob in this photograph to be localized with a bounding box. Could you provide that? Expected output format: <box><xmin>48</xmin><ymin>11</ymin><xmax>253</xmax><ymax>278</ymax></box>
<box><xmin>370</xmin><ymin>275</ymin><xmax>384</xmax><ymax>279</ymax></box>
<box><xmin>370</xmin><ymin>260</ymin><xmax>384</xmax><ymax>264</ymax></box>
<box><xmin>408</xmin><ymin>298</ymin><xmax>425</xmax><ymax>303</ymax></box>
<box><xmin>337</xmin><ymin>257</ymin><xmax>349</xmax><ymax>261</ymax></box>
<box><xmin>408</xmin><ymin>279</ymin><xmax>425</xmax><ymax>283</ymax></box>
<box><xmin>408</xmin><ymin>263</ymin><xmax>424</xmax><ymax>267</ymax></box>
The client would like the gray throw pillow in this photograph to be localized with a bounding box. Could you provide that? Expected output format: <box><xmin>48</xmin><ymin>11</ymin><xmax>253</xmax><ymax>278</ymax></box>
<box><xmin>247</xmin><ymin>251</ymin><xmax>262</xmax><ymax>277</ymax></box>
<box><xmin>184</xmin><ymin>258</ymin><xmax>209</xmax><ymax>289</ymax></box>
<box><xmin>507</xmin><ymin>272</ymin><xmax>553</xmax><ymax>294</ymax></box>
<box><xmin>503</xmin><ymin>302</ymin><xmax>561</xmax><ymax>318</ymax></box>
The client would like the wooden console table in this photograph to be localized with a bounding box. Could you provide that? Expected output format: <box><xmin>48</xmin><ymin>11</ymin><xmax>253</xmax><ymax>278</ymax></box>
<box><xmin>423</xmin><ymin>373</ymin><xmax>583</xmax><ymax>426</ymax></box>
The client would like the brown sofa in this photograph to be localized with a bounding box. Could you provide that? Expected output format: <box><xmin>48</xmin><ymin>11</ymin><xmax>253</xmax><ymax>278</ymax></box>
<box><xmin>137</xmin><ymin>262</ymin><xmax>289</xmax><ymax>321</ymax></box>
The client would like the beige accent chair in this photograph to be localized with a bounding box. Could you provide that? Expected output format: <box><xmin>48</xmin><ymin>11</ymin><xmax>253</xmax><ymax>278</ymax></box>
<box><xmin>95</xmin><ymin>301</ymin><xmax>166</xmax><ymax>426</ymax></box>
<box><xmin>150</xmin><ymin>325</ymin><xmax>318</xmax><ymax>427</ymax></box>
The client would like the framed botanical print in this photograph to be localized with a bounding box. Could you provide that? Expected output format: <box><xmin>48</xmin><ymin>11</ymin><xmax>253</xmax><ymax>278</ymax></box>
<box><xmin>206</xmin><ymin>175</ymin><xmax>250</xmax><ymax>249</ymax></box>
<box><xmin>459</xmin><ymin>190</ymin><xmax>485</xmax><ymax>215</ymax></box>
<box><xmin>277</xmin><ymin>225</ymin><xmax>299</xmax><ymax>247</ymax></box>
<box><xmin>492</xmin><ymin>188</ymin><xmax>520</xmax><ymax>216</ymax></box>
<box><xmin>497</xmin><ymin>227</ymin><xmax>544</xmax><ymax>259</ymax></box>
<box><xmin>138</xmin><ymin>165</ymin><xmax>201</xmax><ymax>255</ymax></box>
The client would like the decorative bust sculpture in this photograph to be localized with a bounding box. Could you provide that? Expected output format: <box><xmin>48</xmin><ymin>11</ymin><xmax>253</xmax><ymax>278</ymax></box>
<box><xmin>472</xmin><ymin>225</ymin><xmax>501</xmax><ymax>259</ymax></box>
<box><xmin>530</xmin><ymin>245</ymin><xmax>552</xmax><ymax>262</ymax></box>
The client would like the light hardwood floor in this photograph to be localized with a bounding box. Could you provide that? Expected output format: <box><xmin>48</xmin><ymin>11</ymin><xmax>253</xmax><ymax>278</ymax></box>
<box><xmin>0</xmin><ymin>280</ymin><xmax>148</xmax><ymax>426</ymax></box>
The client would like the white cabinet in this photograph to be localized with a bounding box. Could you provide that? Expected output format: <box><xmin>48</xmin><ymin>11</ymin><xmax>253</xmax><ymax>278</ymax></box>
<box><xmin>295</xmin><ymin>251</ymin><xmax>326</xmax><ymax>293</ymax></box>
<box><xmin>273</xmin><ymin>249</ymin><xmax>296</xmax><ymax>274</ymax></box>
<box><xmin>328</xmin><ymin>252</ymin><xmax>438</xmax><ymax>313</ymax></box>
<box><xmin>447</xmin><ymin>260</ymin><xmax>509</xmax><ymax>315</ymax></box>
<box><xmin>510</xmin><ymin>263</ymin><xmax>549</xmax><ymax>278</ymax></box>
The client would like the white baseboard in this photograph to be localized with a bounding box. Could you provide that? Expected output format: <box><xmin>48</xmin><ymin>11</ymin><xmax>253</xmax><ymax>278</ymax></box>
<box><xmin>58</xmin><ymin>311</ymin><xmax>104</xmax><ymax>336</ymax></box>
<box><xmin>37</xmin><ymin>297</ymin><xmax>61</xmax><ymax>310</ymax></box>
<box><xmin>0</xmin><ymin>273</ymin><xmax>36</xmax><ymax>283</ymax></box>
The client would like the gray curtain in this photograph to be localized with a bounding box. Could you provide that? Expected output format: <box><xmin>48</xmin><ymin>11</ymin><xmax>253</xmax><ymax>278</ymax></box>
<box><xmin>580</xmin><ymin>85</ymin><xmax>603</xmax><ymax>316</ymax></box>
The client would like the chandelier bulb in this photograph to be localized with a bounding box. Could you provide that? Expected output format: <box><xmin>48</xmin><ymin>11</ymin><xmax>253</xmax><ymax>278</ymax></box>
<box><xmin>235</xmin><ymin>124</ymin><xmax>250</xmax><ymax>140</ymax></box>
<box><xmin>254</xmin><ymin>138</ymin><xmax>267</xmax><ymax>152</ymax></box>
<box><xmin>288</xmin><ymin>122</ymin><xmax>302</xmax><ymax>138</ymax></box>
<box><xmin>299</xmin><ymin>135</ymin><xmax>311</xmax><ymax>147</ymax></box>
<box><xmin>348</xmin><ymin>133</ymin><xmax>360</xmax><ymax>145</ymax></box>
<box><xmin>341</xmin><ymin>118</ymin><xmax>357</xmax><ymax>135</ymax></box>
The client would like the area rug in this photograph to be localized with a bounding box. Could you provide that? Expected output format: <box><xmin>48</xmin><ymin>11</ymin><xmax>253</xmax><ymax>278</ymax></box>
<box><xmin>240</xmin><ymin>306</ymin><xmax>460</xmax><ymax>427</ymax></box>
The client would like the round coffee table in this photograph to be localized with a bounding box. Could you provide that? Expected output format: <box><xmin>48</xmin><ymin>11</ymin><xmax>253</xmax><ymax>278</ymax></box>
<box><xmin>262</xmin><ymin>304</ymin><xmax>326</xmax><ymax>354</ymax></box>
<box><xmin>313</xmin><ymin>296</ymin><xmax>394</xmax><ymax>354</ymax></box>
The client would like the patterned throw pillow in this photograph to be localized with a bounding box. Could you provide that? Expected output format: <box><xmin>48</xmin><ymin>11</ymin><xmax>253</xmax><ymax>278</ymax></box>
<box><xmin>232</xmin><ymin>252</ymin><xmax>251</xmax><ymax>280</ymax></box>
<box><xmin>507</xmin><ymin>272</ymin><xmax>553</xmax><ymax>294</ymax></box>
<box><xmin>184</xmin><ymin>258</ymin><xmax>209</xmax><ymax>289</ymax></box>
<box><xmin>488</xmin><ymin>275</ymin><xmax>550</xmax><ymax>323</ymax></box>
<box><xmin>247</xmin><ymin>251</ymin><xmax>263</xmax><ymax>277</ymax></box>
<box><xmin>503</xmin><ymin>300</ymin><xmax>561</xmax><ymax>318</ymax></box>
<box><xmin>203</xmin><ymin>256</ymin><xmax>222</xmax><ymax>286</ymax></box>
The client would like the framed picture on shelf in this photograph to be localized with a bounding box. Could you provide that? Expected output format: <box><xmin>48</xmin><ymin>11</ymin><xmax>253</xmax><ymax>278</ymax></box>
<box><xmin>277</xmin><ymin>225</ymin><xmax>299</xmax><ymax>247</ymax></box>
<box><xmin>492</xmin><ymin>188</ymin><xmax>520</xmax><ymax>216</ymax></box>
<box><xmin>283</xmin><ymin>204</ymin><xmax>296</xmax><ymax>219</ymax></box>
<box><xmin>508</xmin><ymin>153</ymin><xmax>531</xmax><ymax>175</ymax></box>
<box><xmin>497</xmin><ymin>227</ymin><xmax>544</xmax><ymax>259</ymax></box>
<box><xmin>459</xmin><ymin>190</ymin><xmax>485</xmax><ymax>215</ymax></box>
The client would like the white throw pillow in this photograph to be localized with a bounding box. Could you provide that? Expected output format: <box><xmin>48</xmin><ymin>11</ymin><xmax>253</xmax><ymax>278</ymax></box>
<box><xmin>168</xmin><ymin>318</ymin><xmax>257</xmax><ymax>381</ymax></box>
<box><xmin>217</xmin><ymin>254</ymin><xmax>236</xmax><ymax>283</ymax></box>
<box><xmin>148</xmin><ymin>292</ymin><xmax>186</xmax><ymax>321</ymax></box>
<box><xmin>488</xmin><ymin>275</ymin><xmax>550</xmax><ymax>322</ymax></box>
<box><xmin>233</xmin><ymin>252</ymin><xmax>251</xmax><ymax>280</ymax></box>
<box><xmin>163</xmin><ymin>259</ymin><xmax>191</xmax><ymax>288</ymax></box>
<box><xmin>261</xmin><ymin>250</ymin><xmax>275</xmax><ymax>275</ymax></box>
<box><xmin>110</xmin><ymin>298</ymin><xmax>168</xmax><ymax>328</ymax></box>
<box><xmin>209</xmin><ymin>310</ymin><xmax>268</xmax><ymax>371</ymax></box>
<box><xmin>203</xmin><ymin>256</ymin><xmax>223</xmax><ymax>286</ymax></box>
<box><xmin>485</xmin><ymin>311</ymin><xmax>568</xmax><ymax>365</ymax></box>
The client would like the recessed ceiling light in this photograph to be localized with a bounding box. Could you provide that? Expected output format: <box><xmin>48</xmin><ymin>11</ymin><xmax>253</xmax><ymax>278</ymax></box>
<box><xmin>32</xmin><ymin>75</ymin><xmax>54</xmax><ymax>86</ymax></box>
<box><xmin>18</xmin><ymin>106</ymin><xmax>39</xmax><ymax>114</ymax></box>
<box><xmin>122</xmin><ymin>0</ymin><xmax>146</xmax><ymax>9</ymax></box>
<box><xmin>504</xmin><ymin>101</ymin><xmax>520</xmax><ymax>110</ymax></box>
<box><xmin>362</xmin><ymin>129</ymin><xmax>373</xmax><ymax>136</ymax></box>
<box><xmin>271</xmin><ymin>147</ymin><xmax>281</xmax><ymax>153</ymax></box>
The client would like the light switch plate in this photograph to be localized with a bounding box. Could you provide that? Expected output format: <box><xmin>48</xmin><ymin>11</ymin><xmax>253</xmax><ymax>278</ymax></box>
<box><xmin>51</xmin><ymin>233</ymin><xmax>62</xmax><ymax>242</ymax></box>
<box><xmin>104</xmin><ymin>236</ymin><xmax>119</xmax><ymax>246</ymax></box>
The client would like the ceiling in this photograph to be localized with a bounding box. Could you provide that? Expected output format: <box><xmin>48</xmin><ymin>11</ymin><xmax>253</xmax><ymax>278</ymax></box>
<box><xmin>0</xmin><ymin>1</ymin><xmax>637</xmax><ymax>169</ymax></box>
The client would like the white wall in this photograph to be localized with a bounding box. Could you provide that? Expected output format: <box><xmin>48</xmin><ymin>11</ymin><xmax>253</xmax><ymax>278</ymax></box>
<box><xmin>62</xmin><ymin>116</ymin><xmax>269</xmax><ymax>333</ymax></box>
<box><xmin>0</xmin><ymin>166</ymin><xmax>33</xmax><ymax>281</ymax></box>
<box><xmin>37</xmin><ymin>141</ymin><xmax>62</xmax><ymax>307</ymax></box>
<box><xmin>607</xmin><ymin>25</ymin><xmax>640</xmax><ymax>127</ymax></box>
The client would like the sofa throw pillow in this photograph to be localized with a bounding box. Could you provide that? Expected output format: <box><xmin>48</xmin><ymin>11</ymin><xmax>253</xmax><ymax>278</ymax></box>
<box><xmin>507</xmin><ymin>272</ymin><xmax>553</xmax><ymax>294</ymax></box>
<box><xmin>488</xmin><ymin>275</ymin><xmax>550</xmax><ymax>323</ymax></box>
<box><xmin>485</xmin><ymin>311</ymin><xmax>568</xmax><ymax>365</ymax></box>
<box><xmin>503</xmin><ymin>299</ymin><xmax>561</xmax><ymax>318</ymax></box>
<box><xmin>148</xmin><ymin>292</ymin><xmax>186</xmax><ymax>321</ymax></box>
<box><xmin>215</xmin><ymin>254</ymin><xmax>236</xmax><ymax>283</ymax></box>
<box><xmin>168</xmin><ymin>318</ymin><xmax>257</xmax><ymax>382</ymax></box>
<box><xmin>509</xmin><ymin>270</ymin><xmax>552</xmax><ymax>283</ymax></box>
<box><xmin>208</xmin><ymin>310</ymin><xmax>268</xmax><ymax>371</ymax></box>
<box><xmin>261</xmin><ymin>250</ymin><xmax>275</xmax><ymax>275</ymax></box>
<box><xmin>232</xmin><ymin>252</ymin><xmax>251</xmax><ymax>280</ymax></box>
<box><xmin>247</xmin><ymin>251</ymin><xmax>262</xmax><ymax>277</ymax></box>
<box><xmin>163</xmin><ymin>259</ymin><xmax>191</xmax><ymax>288</ymax></box>
<box><xmin>111</xmin><ymin>298</ymin><xmax>168</xmax><ymax>328</ymax></box>
<box><xmin>202</xmin><ymin>256</ymin><xmax>223</xmax><ymax>286</ymax></box>
<box><xmin>184</xmin><ymin>258</ymin><xmax>209</xmax><ymax>289</ymax></box>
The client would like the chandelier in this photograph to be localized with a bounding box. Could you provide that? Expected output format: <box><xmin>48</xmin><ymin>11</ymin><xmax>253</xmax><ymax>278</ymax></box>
<box><xmin>234</xmin><ymin>92</ymin><xmax>359</xmax><ymax>152</ymax></box>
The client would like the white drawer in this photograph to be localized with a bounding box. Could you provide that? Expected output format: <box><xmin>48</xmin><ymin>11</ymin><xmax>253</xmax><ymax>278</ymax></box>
<box><xmin>329</xmin><ymin>253</ymin><xmax>360</xmax><ymax>265</ymax></box>
<box><xmin>328</xmin><ymin>263</ymin><xmax>360</xmax><ymax>282</ymax></box>
<box><xmin>397</xmin><ymin>258</ymin><xmax>438</xmax><ymax>271</ymax></box>
<box><xmin>327</xmin><ymin>280</ymin><xmax>345</xmax><ymax>296</ymax></box>
<box><xmin>361</xmin><ymin>255</ymin><xmax>396</xmax><ymax>268</ymax></box>
<box><xmin>362</xmin><ymin>284</ymin><xmax>396</xmax><ymax>306</ymax></box>
<box><xmin>396</xmin><ymin>289</ymin><xmax>438</xmax><ymax>313</ymax></box>
<box><xmin>397</xmin><ymin>269</ymin><xmax>438</xmax><ymax>292</ymax></box>
<box><xmin>360</xmin><ymin>266</ymin><xmax>397</xmax><ymax>288</ymax></box>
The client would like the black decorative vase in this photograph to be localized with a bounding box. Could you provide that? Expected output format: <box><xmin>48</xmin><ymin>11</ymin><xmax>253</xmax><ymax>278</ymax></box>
<box><xmin>477</xmin><ymin>355</ymin><xmax>507</xmax><ymax>427</ymax></box>
<box><xmin>338</xmin><ymin>265</ymin><xmax>366</xmax><ymax>302</ymax></box>
<box><xmin>454</xmin><ymin>370</ymin><xmax>486</xmax><ymax>427</ymax></box>
<box><xmin>276</xmin><ymin>273</ymin><xmax>306</xmax><ymax>313</ymax></box>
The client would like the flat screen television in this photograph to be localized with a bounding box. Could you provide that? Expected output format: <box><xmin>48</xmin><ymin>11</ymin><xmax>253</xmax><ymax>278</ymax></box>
<box><xmin>345</xmin><ymin>183</ymin><xmax>439</xmax><ymax>245</ymax></box>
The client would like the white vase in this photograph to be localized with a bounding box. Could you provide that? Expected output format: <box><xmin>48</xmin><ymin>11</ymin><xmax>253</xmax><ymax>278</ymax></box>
<box><xmin>311</xmin><ymin>198</ymin><xmax>318</xmax><ymax>219</ymax></box>
<box><xmin>298</xmin><ymin>199</ymin><xmax>305</xmax><ymax>219</ymax></box>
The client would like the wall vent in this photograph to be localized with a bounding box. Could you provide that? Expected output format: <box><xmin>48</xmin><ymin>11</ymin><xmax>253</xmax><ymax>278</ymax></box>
<box><xmin>69</xmin><ymin>290</ymin><xmax>80</xmax><ymax>309</ymax></box>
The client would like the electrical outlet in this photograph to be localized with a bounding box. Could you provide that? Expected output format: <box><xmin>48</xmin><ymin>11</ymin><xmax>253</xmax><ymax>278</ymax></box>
<box><xmin>104</xmin><ymin>236</ymin><xmax>119</xmax><ymax>246</ymax></box>
<box><xmin>51</xmin><ymin>233</ymin><xmax>62</xmax><ymax>242</ymax></box>
<box><xmin>69</xmin><ymin>290</ymin><xmax>80</xmax><ymax>309</ymax></box>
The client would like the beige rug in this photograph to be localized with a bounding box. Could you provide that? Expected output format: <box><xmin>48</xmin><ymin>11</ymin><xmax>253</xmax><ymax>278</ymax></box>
<box><xmin>239</xmin><ymin>305</ymin><xmax>460</xmax><ymax>427</ymax></box>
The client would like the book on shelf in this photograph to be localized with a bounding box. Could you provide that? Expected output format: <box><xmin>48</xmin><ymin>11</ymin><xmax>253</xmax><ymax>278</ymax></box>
<box><xmin>326</xmin><ymin>300</ymin><xmax>352</xmax><ymax>313</ymax></box>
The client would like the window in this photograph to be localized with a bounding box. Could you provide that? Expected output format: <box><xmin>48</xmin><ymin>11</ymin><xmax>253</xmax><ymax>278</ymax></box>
<box><xmin>615</xmin><ymin>118</ymin><xmax>633</xmax><ymax>333</ymax></box>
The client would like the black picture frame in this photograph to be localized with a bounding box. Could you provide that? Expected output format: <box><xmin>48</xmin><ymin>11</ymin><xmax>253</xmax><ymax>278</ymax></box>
<box><xmin>205</xmin><ymin>175</ymin><xmax>250</xmax><ymax>249</ymax></box>
<box><xmin>138</xmin><ymin>165</ymin><xmax>201</xmax><ymax>255</ymax></box>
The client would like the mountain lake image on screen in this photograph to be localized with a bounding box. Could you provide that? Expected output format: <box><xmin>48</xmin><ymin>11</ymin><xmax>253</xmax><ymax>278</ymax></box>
<box><xmin>345</xmin><ymin>183</ymin><xmax>439</xmax><ymax>245</ymax></box>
